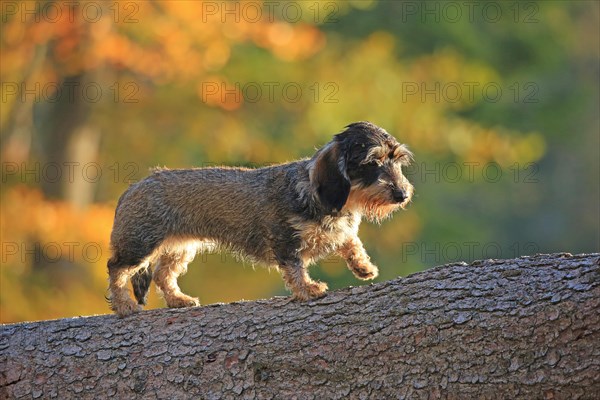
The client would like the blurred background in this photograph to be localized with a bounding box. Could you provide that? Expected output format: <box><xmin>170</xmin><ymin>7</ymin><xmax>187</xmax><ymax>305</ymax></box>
<box><xmin>1</xmin><ymin>1</ymin><xmax>598</xmax><ymax>323</ymax></box>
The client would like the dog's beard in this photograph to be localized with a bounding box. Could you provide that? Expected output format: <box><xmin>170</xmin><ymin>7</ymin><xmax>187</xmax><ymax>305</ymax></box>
<box><xmin>345</xmin><ymin>186</ymin><xmax>403</xmax><ymax>223</ymax></box>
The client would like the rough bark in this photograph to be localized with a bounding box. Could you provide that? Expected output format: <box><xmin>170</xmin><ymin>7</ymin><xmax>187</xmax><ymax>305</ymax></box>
<box><xmin>1</xmin><ymin>253</ymin><xmax>599</xmax><ymax>399</ymax></box>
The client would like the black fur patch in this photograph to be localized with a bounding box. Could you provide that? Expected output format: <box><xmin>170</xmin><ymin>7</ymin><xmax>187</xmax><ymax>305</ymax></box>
<box><xmin>131</xmin><ymin>267</ymin><xmax>153</xmax><ymax>305</ymax></box>
<box><xmin>313</xmin><ymin>143</ymin><xmax>351</xmax><ymax>214</ymax></box>
<box><xmin>336</xmin><ymin>121</ymin><xmax>394</xmax><ymax>187</ymax></box>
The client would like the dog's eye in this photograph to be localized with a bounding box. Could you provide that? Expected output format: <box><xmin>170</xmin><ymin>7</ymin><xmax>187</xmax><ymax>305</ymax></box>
<box><xmin>365</xmin><ymin>160</ymin><xmax>381</xmax><ymax>167</ymax></box>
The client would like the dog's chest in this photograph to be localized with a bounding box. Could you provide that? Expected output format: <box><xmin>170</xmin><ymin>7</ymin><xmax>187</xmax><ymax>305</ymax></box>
<box><xmin>292</xmin><ymin>214</ymin><xmax>360</xmax><ymax>261</ymax></box>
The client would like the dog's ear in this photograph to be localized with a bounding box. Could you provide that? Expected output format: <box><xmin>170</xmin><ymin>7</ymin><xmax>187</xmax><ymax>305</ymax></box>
<box><xmin>311</xmin><ymin>142</ymin><xmax>351</xmax><ymax>215</ymax></box>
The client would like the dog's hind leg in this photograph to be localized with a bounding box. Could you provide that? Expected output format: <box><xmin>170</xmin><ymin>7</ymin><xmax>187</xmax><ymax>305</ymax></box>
<box><xmin>107</xmin><ymin>256</ymin><xmax>148</xmax><ymax>317</ymax></box>
<box><xmin>153</xmin><ymin>246</ymin><xmax>199</xmax><ymax>308</ymax></box>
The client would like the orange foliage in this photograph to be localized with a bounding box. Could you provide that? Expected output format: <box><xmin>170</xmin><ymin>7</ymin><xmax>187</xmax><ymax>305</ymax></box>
<box><xmin>0</xmin><ymin>186</ymin><xmax>115</xmax><ymax>322</ymax></box>
<box><xmin>1</xmin><ymin>0</ymin><xmax>325</xmax><ymax>112</ymax></box>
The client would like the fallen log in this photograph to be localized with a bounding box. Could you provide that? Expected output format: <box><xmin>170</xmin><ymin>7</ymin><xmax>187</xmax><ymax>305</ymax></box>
<box><xmin>1</xmin><ymin>253</ymin><xmax>599</xmax><ymax>399</ymax></box>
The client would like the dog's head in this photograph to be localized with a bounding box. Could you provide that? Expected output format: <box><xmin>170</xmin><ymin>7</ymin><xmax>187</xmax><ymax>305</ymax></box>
<box><xmin>310</xmin><ymin>121</ymin><xmax>414</xmax><ymax>221</ymax></box>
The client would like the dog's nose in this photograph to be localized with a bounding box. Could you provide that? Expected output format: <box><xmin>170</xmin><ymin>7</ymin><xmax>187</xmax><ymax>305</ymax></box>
<box><xmin>392</xmin><ymin>188</ymin><xmax>407</xmax><ymax>203</ymax></box>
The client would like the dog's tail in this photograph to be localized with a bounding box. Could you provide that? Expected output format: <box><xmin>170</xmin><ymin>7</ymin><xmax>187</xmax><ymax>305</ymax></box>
<box><xmin>132</xmin><ymin>266</ymin><xmax>153</xmax><ymax>305</ymax></box>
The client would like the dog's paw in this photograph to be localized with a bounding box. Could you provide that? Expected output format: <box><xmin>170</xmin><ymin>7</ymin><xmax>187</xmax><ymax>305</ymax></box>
<box><xmin>307</xmin><ymin>281</ymin><xmax>328</xmax><ymax>297</ymax></box>
<box><xmin>112</xmin><ymin>298</ymin><xmax>143</xmax><ymax>318</ymax></box>
<box><xmin>165</xmin><ymin>294</ymin><xmax>200</xmax><ymax>309</ymax></box>
<box><xmin>351</xmin><ymin>262</ymin><xmax>379</xmax><ymax>280</ymax></box>
<box><xmin>292</xmin><ymin>281</ymin><xmax>329</xmax><ymax>301</ymax></box>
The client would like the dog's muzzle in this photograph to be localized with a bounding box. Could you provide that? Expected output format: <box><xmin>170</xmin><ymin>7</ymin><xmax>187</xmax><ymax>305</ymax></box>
<box><xmin>392</xmin><ymin>188</ymin><xmax>407</xmax><ymax>203</ymax></box>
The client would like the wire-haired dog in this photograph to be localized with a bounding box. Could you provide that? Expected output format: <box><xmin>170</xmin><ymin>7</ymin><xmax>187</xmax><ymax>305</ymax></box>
<box><xmin>107</xmin><ymin>122</ymin><xmax>414</xmax><ymax>316</ymax></box>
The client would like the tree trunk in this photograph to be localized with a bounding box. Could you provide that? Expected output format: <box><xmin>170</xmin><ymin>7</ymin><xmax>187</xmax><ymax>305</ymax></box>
<box><xmin>1</xmin><ymin>253</ymin><xmax>599</xmax><ymax>399</ymax></box>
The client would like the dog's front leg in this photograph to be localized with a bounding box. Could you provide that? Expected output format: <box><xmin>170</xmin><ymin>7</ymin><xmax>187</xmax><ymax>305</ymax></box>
<box><xmin>278</xmin><ymin>257</ymin><xmax>328</xmax><ymax>300</ymax></box>
<box><xmin>338</xmin><ymin>236</ymin><xmax>379</xmax><ymax>280</ymax></box>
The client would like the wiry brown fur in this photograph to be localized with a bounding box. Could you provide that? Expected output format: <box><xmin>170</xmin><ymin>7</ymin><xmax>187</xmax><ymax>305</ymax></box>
<box><xmin>107</xmin><ymin>122</ymin><xmax>414</xmax><ymax>316</ymax></box>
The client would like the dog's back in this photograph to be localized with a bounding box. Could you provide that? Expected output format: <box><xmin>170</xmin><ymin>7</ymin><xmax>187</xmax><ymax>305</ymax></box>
<box><xmin>111</xmin><ymin>162</ymin><xmax>313</xmax><ymax>267</ymax></box>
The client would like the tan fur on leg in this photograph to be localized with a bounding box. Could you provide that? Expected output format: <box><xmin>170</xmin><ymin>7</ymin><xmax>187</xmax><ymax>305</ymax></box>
<box><xmin>108</xmin><ymin>266</ymin><xmax>144</xmax><ymax>316</ymax></box>
<box><xmin>279</xmin><ymin>263</ymin><xmax>328</xmax><ymax>300</ymax></box>
<box><xmin>153</xmin><ymin>250</ymin><xmax>200</xmax><ymax>308</ymax></box>
<box><xmin>338</xmin><ymin>237</ymin><xmax>379</xmax><ymax>280</ymax></box>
